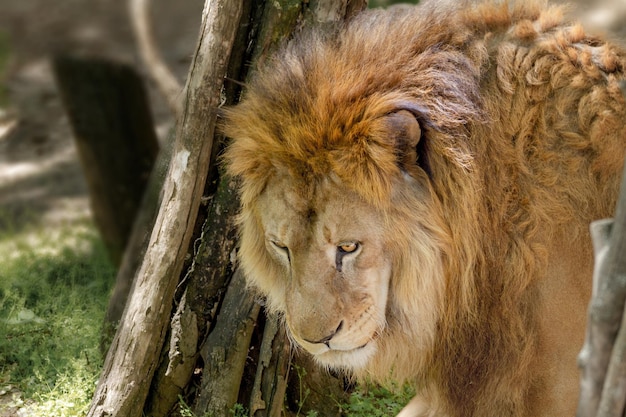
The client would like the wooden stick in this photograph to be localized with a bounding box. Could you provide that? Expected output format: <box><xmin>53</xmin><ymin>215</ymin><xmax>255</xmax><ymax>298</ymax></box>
<box><xmin>86</xmin><ymin>1</ymin><xmax>244</xmax><ymax>415</ymax></box>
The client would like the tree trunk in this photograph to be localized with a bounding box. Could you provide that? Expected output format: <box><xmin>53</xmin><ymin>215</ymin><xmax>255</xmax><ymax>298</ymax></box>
<box><xmin>87</xmin><ymin>1</ymin><xmax>365</xmax><ymax>416</ymax></box>
<box><xmin>193</xmin><ymin>269</ymin><xmax>261</xmax><ymax>416</ymax></box>
<box><xmin>249</xmin><ymin>316</ymin><xmax>292</xmax><ymax>417</ymax></box>
<box><xmin>52</xmin><ymin>56</ymin><xmax>159</xmax><ymax>268</ymax></box>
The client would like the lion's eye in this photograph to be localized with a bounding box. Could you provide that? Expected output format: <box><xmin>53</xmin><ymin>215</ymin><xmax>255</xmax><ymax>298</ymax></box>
<box><xmin>335</xmin><ymin>242</ymin><xmax>359</xmax><ymax>272</ymax></box>
<box><xmin>270</xmin><ymin>240</ymin><xmax>290</xmax><ymax>263</ymax></box>
<box><xmin>271</xmin><ymin>240</ymin><xmax>288</xmax><ymax>250</ymax></box>
<box><xmin>338</xmin><ymin>242</ymin><xmax>359</xmax><ymax>253</ymax></box>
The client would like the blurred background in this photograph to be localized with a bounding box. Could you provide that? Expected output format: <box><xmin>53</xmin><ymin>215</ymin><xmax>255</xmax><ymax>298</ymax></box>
<box><xmin>0</xmin><ymin>0</ymin><xmax>201</xmax><ymax>235</ymax></box>
<box><xmin>0</xmin><ymin>0</ymin><xmax>624</xmax><ymax>416</ymax></box>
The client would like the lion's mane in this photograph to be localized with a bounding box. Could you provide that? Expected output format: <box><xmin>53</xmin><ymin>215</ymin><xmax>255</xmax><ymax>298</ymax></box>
<box><xmin>223</xmin><ymin>1</ymin><xmax>626</xmax><ymax>416</ymax></box>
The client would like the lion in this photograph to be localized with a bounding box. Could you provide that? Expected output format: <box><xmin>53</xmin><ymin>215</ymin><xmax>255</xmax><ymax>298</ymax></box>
<box><xmin>222</xmin><ymin>1</ymin><xmax>626</xmax><ymax>416</ymax></box>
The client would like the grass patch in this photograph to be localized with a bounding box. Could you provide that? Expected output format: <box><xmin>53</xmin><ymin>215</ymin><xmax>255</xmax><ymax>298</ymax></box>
<box><xmin>345</xmin><ymin>382</ymin><xmax>415</xmax><ymax>416</ymax></box>
<box><xmin>0</xmin><ymin>222</ymin><xmax>116</xmax><ymax>416</ymax></box>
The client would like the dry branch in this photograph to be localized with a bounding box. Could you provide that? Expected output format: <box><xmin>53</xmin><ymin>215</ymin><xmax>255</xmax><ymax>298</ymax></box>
<box><xmin>144</xmin><ymin>290</ymin><xmax>199</xmax><ymax>417</ymax></box>
<box><xmin>129</xmin><ymin>0</ymin><xmax>183</xmax><ymax>115</ymax></box>
<box><xmin>249</xmin><ymin>316</ymin><xmax>291</xmax><ymax>417</ymax></box>
<box><xmin>578</xmin><ymin>160</ymin><xmax>626</xmax><ymax>417</ymax></box>
<box><xmin>193</xmin><ymin>270</ymin><xmax>261</xmax><ymax>416</ymax></box>
<box><xmin>86</xmin><ymin>1</ymin><xmax>244</xmax><ymax>415</ymax></box>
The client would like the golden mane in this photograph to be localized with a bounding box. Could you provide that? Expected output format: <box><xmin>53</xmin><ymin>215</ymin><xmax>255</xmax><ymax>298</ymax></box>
<box><xmin>223</xmin><ymin>1</ymin><xmax>626</xmax><ymax>415</ymax></box>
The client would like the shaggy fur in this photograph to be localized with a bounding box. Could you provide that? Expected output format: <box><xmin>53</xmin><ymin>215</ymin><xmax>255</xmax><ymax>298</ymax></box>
<box><xmin>223</xmin><ymin>1</ymin><xmax>626</xmax><ymax>416</ymax></box>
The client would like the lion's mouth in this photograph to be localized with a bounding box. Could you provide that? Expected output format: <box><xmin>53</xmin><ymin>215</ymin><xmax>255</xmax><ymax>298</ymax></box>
<box><xmin>354</xmin><ymin>342</ymin><xmax>370</xmax><ymax>351</ymax></box>
<box><xmin>312</xmin><ymin>339</ymin><xmax>378</xmax><ymax>371</ymax></box>
<box><xmin>347</xmin><ymin>337</ymin><xmax>375</xmax><ymax>353</ymax></box>
<box><xmin>291</xmin><ymin>319</ymin><xmax>384</xmax><ymax>360</ymax></box>
<box><xmin>306</xmin><ymin>341</ymin><xmax>370</xmax><ymax>354</ymax></box>
<box><xmin>323</xmin><ymin>342</ymin><xmax>369</xmax><ymax>353</ymax></box>
<box><xmin>322</xmin><ymin>335</ymin><xmax>373</xmax><ymax>353</ymax></box>
<box><xmin>289</xmin><ymin>313</ymin><xmax>385</xmax><ymax>363</ymax></box>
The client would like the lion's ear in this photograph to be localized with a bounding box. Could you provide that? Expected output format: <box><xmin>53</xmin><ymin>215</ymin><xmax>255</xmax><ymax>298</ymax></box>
<box><xmin>386</xmin><ymin>110</ymin><xmax>422</xmax><ymax>148</ymax></box>
<box><xmin>384</xmin><ymin>110</ymin><xmax>431</xmax><ymax>178</ymax></box>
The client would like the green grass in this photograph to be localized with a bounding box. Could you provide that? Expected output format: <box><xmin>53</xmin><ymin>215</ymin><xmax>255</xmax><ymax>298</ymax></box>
<box><xmin>0</xmin><ymin>221</ymin><xmax>116</xmax><ymax>416</ymax></box>
<box><xmin>346</xmin><ymin>382</ymin><xmax>415</xmax><ymax>417</ymax></box>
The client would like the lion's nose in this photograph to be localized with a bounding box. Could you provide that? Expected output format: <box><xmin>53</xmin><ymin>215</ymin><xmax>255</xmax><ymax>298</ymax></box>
<box><xmin>303</xmin><ymin>320</ymin><xmax>343</xmax><ymax>346</ymax></box>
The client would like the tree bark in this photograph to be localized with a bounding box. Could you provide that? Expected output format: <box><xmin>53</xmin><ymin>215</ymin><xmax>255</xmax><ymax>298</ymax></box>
<box><xmin>577</xmin><ymin>160</ymin><xmax>626</xmax><ymax>417</ymax></box>
<box><xmin>193</xmin><ymin>269</ymin><xmax>261</xmax><ymax>416</ymax></box>
<box><xmin>143</xmin><ymin>289</ymin><xmax>199</xmax><ymax>417</ymax></box>
<box><xmin>86</xmin><ymin>1</ymin><xmax>244</xmax><ymax>415</ymax></box>
<box><xmin>249</xmin><ymin>316</ymin><xmax>292</xmax><ymax>417</ymax></box>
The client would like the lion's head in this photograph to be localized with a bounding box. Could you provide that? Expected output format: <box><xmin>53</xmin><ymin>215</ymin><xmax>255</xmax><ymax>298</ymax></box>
<box><xmin>221</xmin><ymin>2</ymin><xmax>486</xmax><ymax>381</ymax></box>
<box><xmin>224</xmin><ymin>106</ymin><xmax>448</xmax><ymax>376</ymax></box>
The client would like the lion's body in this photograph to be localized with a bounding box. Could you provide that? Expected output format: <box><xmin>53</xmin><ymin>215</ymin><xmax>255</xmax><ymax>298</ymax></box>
<box><xmin>223</xmin><ymin>1</ymin><xmax>626</xmax><ymax>416</ymax></box>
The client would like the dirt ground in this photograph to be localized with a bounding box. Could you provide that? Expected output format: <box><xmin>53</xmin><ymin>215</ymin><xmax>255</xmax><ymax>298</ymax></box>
<box><xmin>0</xmin><ymin>0</ymin><xmax>624</xmax><ymax>416</ymax></box>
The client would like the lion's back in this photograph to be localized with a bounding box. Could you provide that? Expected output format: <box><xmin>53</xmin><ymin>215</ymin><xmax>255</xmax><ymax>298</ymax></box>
<box><xmin>473</xmin><ymin>1</ymin><xmax>626</xmax><ymax>232</ymax></box>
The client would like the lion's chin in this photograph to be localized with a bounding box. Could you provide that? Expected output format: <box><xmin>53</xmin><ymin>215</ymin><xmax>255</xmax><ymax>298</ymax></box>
<box><xmin>311</xmin><ymin>341</ymin><xmax>378</xmax><ymax>372</ymax></box>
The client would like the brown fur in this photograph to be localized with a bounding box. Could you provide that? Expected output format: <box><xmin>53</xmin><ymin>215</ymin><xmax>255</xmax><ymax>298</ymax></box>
<box><xmin>222</xmin><ymin>1</ymin><xmax>626</xmax><ymax>416</ymax></box>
